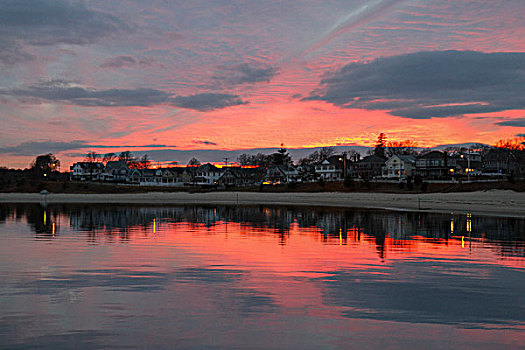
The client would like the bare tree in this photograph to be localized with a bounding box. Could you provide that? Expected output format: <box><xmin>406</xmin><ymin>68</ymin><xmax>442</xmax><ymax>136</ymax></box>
<box><xmin>347</xmin><ymin>150</ymin><xmax>361</xmax><ymax>162</ymax></box>
<box><xmin>495</xmin><ymin>137</ymin><xmax>525</xmax><ymax>150</ymax></box>
<box><xmin>385</xmin><ymin>140</ymin><xmax>418</xmax><ymax>157</ymax></box>
<box><xmin>298</xmin><ymin>147</ymin><xmax>335</xmax><ymax>165</ymax></box>
<box><xmin>85</xmin><ymin>151</ymin><xmax>100</xmax><ymax>162</ymax></box>
<box><xmin>139</xmin><ymin>154</ymin><xmax>152</xmax><ymax>169</ymax></box>
<box><xmin>102</xmin><ymin>152</ymin><xmax>117</xmax><ymax>164</ymax></box>
<box><xmin>118</xmin><ymin>151</ymin><xmax>135</xmax><ymax>163</ymax></box>
<box><xmin>237</xmin><ymin>153</ymin><xmax>273</xmax><ymax>167</ymax></box>
<box><xmin>84</xmin><ymin>151</ymin><xmax>101</xmax><ymax>180</ymax></box>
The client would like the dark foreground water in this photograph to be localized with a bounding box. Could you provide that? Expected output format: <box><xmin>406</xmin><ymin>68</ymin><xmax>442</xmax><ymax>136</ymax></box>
<box><xmin>0</xmin><ymin>204</ymin><xmax>524</xmax><ymax>349</ymax></box>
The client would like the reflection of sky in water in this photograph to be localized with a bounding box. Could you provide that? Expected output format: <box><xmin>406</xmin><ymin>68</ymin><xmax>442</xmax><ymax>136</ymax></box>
<box><xmin>0</xmin><ymin>204</ymin><xmax>523</xmax><ymax>349</ymax></box>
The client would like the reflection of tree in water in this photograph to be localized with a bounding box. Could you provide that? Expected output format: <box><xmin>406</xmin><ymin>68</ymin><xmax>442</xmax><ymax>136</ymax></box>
<box><xmin>1</xmin><ymin>204</ymin><xmax>61</xmax><ymax>238</ymax></box>
<box><xmin>1</xmin><ymin>204</ymin><xmax>523</xmax><ymax>258</ymax></box>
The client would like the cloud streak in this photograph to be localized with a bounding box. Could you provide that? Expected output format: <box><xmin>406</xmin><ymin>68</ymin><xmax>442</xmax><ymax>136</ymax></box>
<box><xmin>2</xmin><ymin>80</ymin><xmax>247</xmax><ymax>111</ymax></box>
<box><xmin>298</xmin><ymin>0</ymin><xmax>405</xmax><ymax>58</ymax></box>
<box><xmin>193</xmin><ymin>140</ymin><xmax>217</xmax><ymax>146</ymax></box>
<box><xmin>306</xmin><ymin>50</ymin><xmax>525</xmax><ymax>119</ymax></box>
<box><xmin>495</xmin><ymin>118</ymin><xmax>525</xmax><ymax>127</ymax></box>
<box><xmin>0</xmin><ymin>141</ymin><xmax>177</xmax><ymax>156</ymax></box>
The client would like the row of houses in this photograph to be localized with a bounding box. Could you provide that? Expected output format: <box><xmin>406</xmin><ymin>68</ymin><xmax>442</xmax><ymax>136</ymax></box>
<box><xmin>70</xmin><ymin>160</ymin><xmax>267</xmax><ymax>187</ymax></box>
<box><xmin>332</xmin><ymin>149</ymin><xmax>523</xmax><ymax>180</ymax></box>
<box><xmin>70</xmin><ymin>149</ymin><xmax>524</xmax><ymax>187</ymax></box>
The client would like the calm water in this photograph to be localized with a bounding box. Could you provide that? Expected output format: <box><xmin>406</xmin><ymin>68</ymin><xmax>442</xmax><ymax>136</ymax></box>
<box><xmin>0</xmin><ymin>204</ymin><xmax>524</xmax><ymax>349</ymax></box>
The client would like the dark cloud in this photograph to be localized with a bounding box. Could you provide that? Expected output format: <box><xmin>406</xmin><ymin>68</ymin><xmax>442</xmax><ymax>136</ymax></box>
<box><xmin>138</xmin><ymin>57</ymin><xmax>153</xmax><ymax>66</ymax></box>
<box><xmin>0</xmin><ymin>0</ymin><xmax>131</xmax><ymax>65</ymax></box>
<box><xmin>170</xmin><ymin>93</ymin><xmax>247</xmax><ymax>111</ymax></box>
<box><xmin>0</xmin><ymin>0</ymin><xmax>129</xmax><ymax>45</ymax></box>
<box><xmin>0</xmin><ymin>141</ymin><xmax>90</xmax><ymax>156</ymax></box>
<box><xmin>0</xmin><ymin>39</ymin><xmax>34</xmax><ymax>65</ymax></box>
<box><xmin>100</xmin><ymin>55</ymin><xmax>136</xmax><ymax>68</ymax></box>
<box><xmin>212</xmin><ymin>62</ymin><xmax>278</xmax><ymax>87</ymax></box>
<box><xmin>306</xmin><ymin>51</ymin><xmax>525</xmax><ymax>119</ymax></box>
<box><xmin>518</xmin><ymin>134</ymin><xmax>525</xmax><ymax>137</ymax></box>
<box><xmin>100</xmin><ymin>55</ymin><xmax>154</xmax><ymax>68</ymax></box>
<box><xmin>2</xmin><ymin>80</ymin><xmax>169</xmax><ymax>107</ymax></box>
<box><xmin>193</xmin><ymin>140</ymin><xmax>217</xmax><ymax>146</ymax></box>
<box><xmin>495</xmin><ymin>118</ymin><xmax>525</xmax><ymax>127</ymax></box>
<box><xmin>2</xmin><ymin>80</ymin><xmax>247</xmax><ymax>111</ymax></box>
<box><xmin>0</xmin><ymin>140</ymin><xmax>176</xmax><ymax>156</ymax></box>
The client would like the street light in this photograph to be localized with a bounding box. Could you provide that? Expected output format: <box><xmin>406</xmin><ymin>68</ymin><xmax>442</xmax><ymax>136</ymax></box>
<box><xmin>467</xmin><ymin>148</ymin><xmax>471</xmax><ymax>182</ymax></box>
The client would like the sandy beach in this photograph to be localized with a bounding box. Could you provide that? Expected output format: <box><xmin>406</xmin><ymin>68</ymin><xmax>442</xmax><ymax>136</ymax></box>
<box><xmin>1</xmin><ymin>190</ymin><xmax>524</xmax><ymax>217</ymax></box>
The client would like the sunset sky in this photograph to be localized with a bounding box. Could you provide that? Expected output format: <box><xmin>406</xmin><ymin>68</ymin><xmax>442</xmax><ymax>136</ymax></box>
<box><xmin>1</xmin><ymin>0</ymin><xmax>524</xmax><ymax>168</ymax></box>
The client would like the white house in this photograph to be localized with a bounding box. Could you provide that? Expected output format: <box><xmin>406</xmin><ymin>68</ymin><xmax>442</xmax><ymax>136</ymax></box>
<box><xmin>193</xmin><ymin>163</ymin><xmax>223</xmax><ymax>186</ymax></box>
<box><xmin>101</xmin><ymin>160</ymin><xmax>130</xmax><ymax>182</ymax></box>
<box><xmin>382</xmin><ymin>155</ymin><xmax>416</xmax><ymax>179</ymax></box>
<box><xmin>70</xmin><ymin>162</ymin><xmax>104</xmax><ymax>181</ymax></box>
<box><xmin>315</xmin><ymin>156</ymin><xmax>344</xmax><ymax>181</ymax></box>
<box><xmin>264</xmin><ymin>165</ymin><xmax>302</xmax><ymax>183</ymax></box>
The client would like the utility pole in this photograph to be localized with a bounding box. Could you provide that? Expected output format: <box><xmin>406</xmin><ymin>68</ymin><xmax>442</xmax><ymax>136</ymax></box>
<box><xmin>342</xmin><ymin>152</ymin><xmax>347</xmax><ymax>179</ymax></box>
<box><xmin>223</xmin><ymin>157</ymin><xmax>229</xmax><ymax>167</ymax></box>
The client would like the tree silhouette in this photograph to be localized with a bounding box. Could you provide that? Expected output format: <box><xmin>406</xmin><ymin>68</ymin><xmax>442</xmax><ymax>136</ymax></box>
<box><xmin>299</xmin><ymin>147</ymin><xmax>335</xmax><ymax>165</ymax></box>
<box><xmin>385</xmin><ymin>140</ymin><xmax>418</xmax><ymax>157</ymax></box>
<box><xmin>272</xmin><ymin>144</ymin><xmax>292</xmax><ymax>166</ymax></box>
<box><xmin>85</xmin><ymin>151</ymin><xmax>99</xmax><ymax>162</ymax></box>
<box><xmin>237</xmin><ymin>153</ymin><xmax>272</xmax><ymax>167</ymax></box>
<box><xmin>102</xmin><ymin>152</ymin><xmax>117</xmax><ymax>164</ymax></box>
<box><xmin>31</xmin><ymin>154</ymin><xmax>60</xmax><ymax>177</ymax></box>
<box><xmin>118</xmin><ymin>151</ymin><xmax>135</xmax><ymax>163</ymax></box>
<box><xmin>374</xmin><ymin>133</ymin><xmax>387</xmax><ymax>158</ymax></box>
<box><xmin>495</xmin><ymin>137</ymin><xmax>525</xmax><ymax>150</ymax></box>
<box><xmin>84</xmin><ymin>151</ymin><xmax>101</xmax><ymax>180</ymax></box>
<box><xmin>139</xmin><ymin>154</ymin><xmax>152</xmax><ymax>169</ymax></box>
<box><xmin>187</xmin><ymin>157</ymin><xmax>201</xmax><ymax>166</ymax></box>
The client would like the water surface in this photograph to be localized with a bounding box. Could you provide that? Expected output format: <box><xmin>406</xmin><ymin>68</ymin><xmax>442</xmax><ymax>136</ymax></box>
<box><xmin>0</xmin><ymin>204</ymin><xmax>524</xmax><ymax>349</ymax></box>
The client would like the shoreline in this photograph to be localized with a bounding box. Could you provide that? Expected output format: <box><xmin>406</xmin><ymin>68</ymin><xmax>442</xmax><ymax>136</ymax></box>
<box><xmin>1</xmin><ymin>190</ymin><xmax>524</xmax><ymax>217</ymax></box>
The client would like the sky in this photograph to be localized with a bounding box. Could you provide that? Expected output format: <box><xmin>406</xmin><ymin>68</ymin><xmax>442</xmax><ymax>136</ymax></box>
<box><xmin>0</xmin><ymin>0</ymin><xmax>524</xmax><ymax>168</ymax></box>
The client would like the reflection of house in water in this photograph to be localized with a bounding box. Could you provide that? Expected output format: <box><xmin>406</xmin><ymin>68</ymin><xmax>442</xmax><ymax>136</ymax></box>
<box><xmin>69</xmin><ymin>206</ymin><xmax>188</xmax><ymax>232</ymax></box>
<box><xmin>2</xmin><ymin>203</ymin><xmax>523</xmax><ymax>259</ymax></box>
<box><xmin>63</xmin><ymin>205</ymin><xmax>525</xmax><ymax>257</ymax></box>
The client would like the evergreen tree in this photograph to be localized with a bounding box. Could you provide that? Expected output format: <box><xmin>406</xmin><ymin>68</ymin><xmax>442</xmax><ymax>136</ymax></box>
<box><xmin>374</xmin><ymin>133</ymin><xmax>387</xmax><ymax>158</ymax></box>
